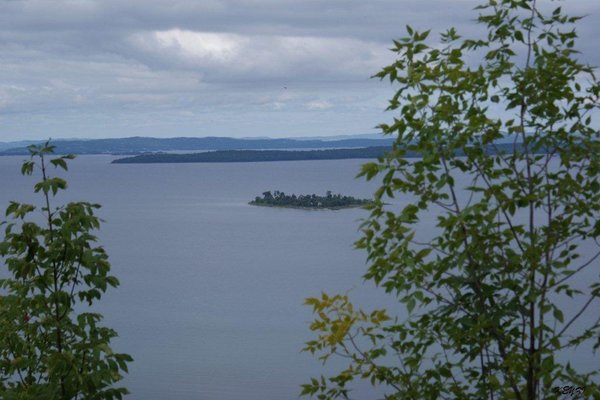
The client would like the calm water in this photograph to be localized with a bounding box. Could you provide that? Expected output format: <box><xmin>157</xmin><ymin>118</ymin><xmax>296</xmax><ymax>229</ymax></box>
<box><xmin>0</xmin><ymin>156</ymin><xmax>597</xmax><ymax>398</ymax></box>
<box><xmin>0</xmin><ymin>156</ymin><xmax>396</xmax><ymax>399</ymax></box>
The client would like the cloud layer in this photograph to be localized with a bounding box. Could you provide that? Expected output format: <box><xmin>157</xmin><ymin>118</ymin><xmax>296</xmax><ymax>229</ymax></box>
<box><xmin>1</xmin><ymin>0</ymin><xmax>599</xmax><ymax>140</ymax></box>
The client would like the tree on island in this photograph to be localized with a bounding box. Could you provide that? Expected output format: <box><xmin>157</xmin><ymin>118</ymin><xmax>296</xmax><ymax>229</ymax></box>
<box><xmin>251</xmin><ymin>191</ymin><xmax>371</xmax><ymax>209</ymax></box>
<box><xmin>0</xmin><ymin>142</ymin><xmax>132</xmax><ymax>399</ymax></box>
<box><xmin>303</xmin><ymin>1</ymin><xmax>599</xmax><ymax>399</ymax></box>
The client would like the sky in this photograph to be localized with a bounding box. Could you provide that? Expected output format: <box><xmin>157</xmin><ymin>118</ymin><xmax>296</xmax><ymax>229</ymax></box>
<box><xmin>1</xmin><ymin>0</ymin><xmax>599</xmax><ymax>141</ymax></box>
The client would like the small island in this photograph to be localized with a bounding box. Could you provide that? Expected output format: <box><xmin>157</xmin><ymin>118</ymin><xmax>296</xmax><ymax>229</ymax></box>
<box><xmin>250</xmin><ymin>190</ymin><xmax>372</xmax><ymax>210</ymax></box>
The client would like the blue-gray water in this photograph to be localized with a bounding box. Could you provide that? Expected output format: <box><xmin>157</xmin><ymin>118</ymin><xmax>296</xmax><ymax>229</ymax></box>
<box><xmin>0</xmin><ymin>156</ymin><xmax>597</xmax><ymax>398</ymax></box>
<box><xmin>0</xmin><ymin>156</ymin><xmax>396</xmax><ymax>399</ymax></box>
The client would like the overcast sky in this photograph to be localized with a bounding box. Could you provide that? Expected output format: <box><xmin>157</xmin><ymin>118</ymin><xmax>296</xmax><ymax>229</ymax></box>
<box><xmin>1</xmin><ymin>0</ymin><xmax>598</xmax><ymax>141</ymax></box>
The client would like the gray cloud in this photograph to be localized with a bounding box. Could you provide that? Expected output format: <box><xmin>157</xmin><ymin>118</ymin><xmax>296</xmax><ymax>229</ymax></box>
<box><xmin>0</xmin><ymin>0</ymin><xmax>598</xmax><ymax>140</ymax></box>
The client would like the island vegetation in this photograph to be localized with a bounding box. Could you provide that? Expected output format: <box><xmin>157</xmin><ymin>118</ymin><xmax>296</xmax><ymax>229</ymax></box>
<box><xmin>250</xmin><ymin>190</ymin><xmax>371</xmax><ymax>210</ymax></box>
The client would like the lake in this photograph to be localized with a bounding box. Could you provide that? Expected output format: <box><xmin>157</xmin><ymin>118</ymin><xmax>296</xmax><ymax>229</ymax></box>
<box><xmin>0</xmin><ymin>156</ymin><xmax>597</xmax><ymax>399</ymax></box>
<box><xmin>0</xmin><ymin>156</ymin><xmax>398</xmax><ymax>399</ymax></box>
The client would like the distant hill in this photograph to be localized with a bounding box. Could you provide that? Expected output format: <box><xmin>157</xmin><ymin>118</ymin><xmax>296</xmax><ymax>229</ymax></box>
<box><xmin>0</xmin><ymin>136</ymin><xmax>394</xmax><ymax>155</ymax></box>
<box><xmin>0</xmin><ymin>140</ymin><xmax>45</xmax><ymax>151</ymax></box>
<box><xmin>288</xmin><ymin>133</ymin><xmax>385</xmax><ymax>141</ymax></box>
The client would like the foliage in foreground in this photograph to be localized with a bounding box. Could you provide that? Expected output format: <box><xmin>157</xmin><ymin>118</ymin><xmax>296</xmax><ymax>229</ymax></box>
<box><xmin>0</xmin><ymin>142</ymin><xmax>132</xmax><ymax>399</ymax></box>
<box><xmin>303</xmin><ymin>1</ymin><xmax>599</xmax><ymax>399</ymax></box>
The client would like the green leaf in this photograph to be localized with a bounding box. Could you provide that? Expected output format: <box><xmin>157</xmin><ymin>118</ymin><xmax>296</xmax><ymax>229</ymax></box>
<box><xmin>406</xmin><ymin>297</ymin><xmax>416</xmax><ymax>314</ymax></box>
<box><xmin>50</xmin><ymin>158</ymin><xmax>68</xmax><ymax>171</ymax></box>
<box><xmin>553</xmin><ymin>308</ymin><xmax>564</xmax><ymax>323</ymax></box>
<box><xmin>21</xmin><ymin>161</ymin><xmax>35</xmax><ymax>175</ymax></box>
<box><xmin>514</xmin><ymin>30</ymin><xmax>524</xmax><ymax>42</ymax></box>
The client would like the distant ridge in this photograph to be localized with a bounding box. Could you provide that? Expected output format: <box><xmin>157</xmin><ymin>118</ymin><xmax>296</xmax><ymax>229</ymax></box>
<box><xmin>0</xmin><ymin>136</ymin><xmax>393</xmax><ymax>155</ymax></box>
<box><xmin>0</xmin><ymin>140</ymin><xmax>45</xmax><ymax>151</ymax></box>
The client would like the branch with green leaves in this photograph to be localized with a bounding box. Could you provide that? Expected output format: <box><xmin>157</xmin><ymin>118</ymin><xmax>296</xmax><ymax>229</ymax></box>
<box><xmin>0</xmin><ymin>141</ymin><xmax>132</xmax><ymax>400</ymax></box>
<box><xmin>302</xmin><ymin>1</ymin><xmax>599</xmax><ymax>399</ymax></box>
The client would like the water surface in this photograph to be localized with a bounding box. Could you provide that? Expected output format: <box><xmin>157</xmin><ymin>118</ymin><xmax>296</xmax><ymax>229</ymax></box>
<box><xmin>0</xmin><ymin>156</ymin><xmax>597</xmax><ymax>398</ymax></box>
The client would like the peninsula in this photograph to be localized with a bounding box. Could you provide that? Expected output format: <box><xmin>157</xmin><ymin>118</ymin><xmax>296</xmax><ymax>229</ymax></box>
<box><xmin>109</xmin><ymin>142</ymin><xmax>539</xmax><ymax>164</ymax></box>
<box><xmin>111</xmin><ymin>147</ymin><xmax>391</xmax><ymax>163</ymax></box>
<box><xmin>250</xmin><ymin>191</ymin><xmax>371</xmax><ymax>210</ymax></box>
